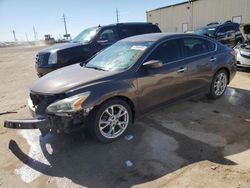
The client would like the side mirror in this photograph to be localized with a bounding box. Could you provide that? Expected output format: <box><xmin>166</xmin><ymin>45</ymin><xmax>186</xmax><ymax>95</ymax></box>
<box><xmin>143</xmin><ymin>60</ymin><xmax>163</xmax><ymax>69</ymax></box>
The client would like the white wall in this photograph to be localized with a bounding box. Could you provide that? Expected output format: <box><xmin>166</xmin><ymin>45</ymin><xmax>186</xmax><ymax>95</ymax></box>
<box><xmin>147</xmin><ymin>0</ymin><xmax>250</xmax><ymax>32</ymax></box>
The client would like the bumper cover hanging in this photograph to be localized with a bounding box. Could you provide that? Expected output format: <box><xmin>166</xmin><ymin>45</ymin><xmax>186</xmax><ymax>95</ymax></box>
<box><xmin>4</xmin><ymin>117</ymin><xmax>48</xmax><ymax>129</ymax></box>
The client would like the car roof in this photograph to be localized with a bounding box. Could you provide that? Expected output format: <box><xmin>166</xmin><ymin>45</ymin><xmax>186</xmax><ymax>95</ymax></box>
<box><xmin>100</xmin><ymin>22</ymin><xmax>156</xmax><ymax>28</ymax></box>
<box><xmin>121</xmin><ymin>33</ymin><xmax>205</xmax><ymax>42</ymax></box>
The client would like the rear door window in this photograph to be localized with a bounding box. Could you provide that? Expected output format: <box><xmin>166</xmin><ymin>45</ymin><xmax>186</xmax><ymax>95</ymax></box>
<box><xmin>146</xmin><ymin>39</ymin><xmax>181</xmax><ymax>64</ymax></box>
<box><xmin>181</xmin><ymin>38</ymin><xmax>215</xmax><ymax>58</ymax></box>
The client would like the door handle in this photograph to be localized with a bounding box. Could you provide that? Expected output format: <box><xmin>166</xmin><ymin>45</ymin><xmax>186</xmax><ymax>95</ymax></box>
<box><xmin>177</xmin><ymin>67</ymin><xmax>187</xmax><ymax>73</ymax></box>
<box><xmin>210</xmin><ymin>57</ymin><xmax>217</xmax><ymax>62</ymax></box>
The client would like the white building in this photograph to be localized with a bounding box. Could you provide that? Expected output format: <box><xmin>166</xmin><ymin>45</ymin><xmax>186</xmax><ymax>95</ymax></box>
<box><xmin>146</xmin><ymin>0</ymin><xmax>250</xmax><ymax>32</ymax></box>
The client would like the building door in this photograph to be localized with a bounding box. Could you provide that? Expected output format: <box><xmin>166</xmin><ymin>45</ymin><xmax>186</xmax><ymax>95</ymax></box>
<box><xmin>182</xmin><ymin>23</ymin><xmax>188</xmax><ymax>33</ymax></box>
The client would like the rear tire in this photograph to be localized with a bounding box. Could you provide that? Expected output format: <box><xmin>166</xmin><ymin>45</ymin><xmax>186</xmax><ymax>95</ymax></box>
<box><xmin>88</xmin><ymin>98</ymin><xmax>132</xmax><ymax>143</ymax></box>
<box><xmin>208</xmin><ymin>70</ymin><xmax>228</xmax><ymax>99</ymax></box>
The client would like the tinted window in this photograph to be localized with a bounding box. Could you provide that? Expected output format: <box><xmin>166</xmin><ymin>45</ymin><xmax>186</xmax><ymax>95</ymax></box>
<box><xmin>217</xmin><ymin>25</ymin><xmax>235</xmax><ymax>33</ymax></box>
<box><xmin>146</xmin><ymin>39</ymin><xmax>181</xmax><ymax>64</ymax></box>
<box><xmin>99</xmin><ymin>28</ymin><xmax>117</xmax><ymax>42</ymax></box>
<box><xmin>118</xmin><ymin>25</ymin><xmax>160</xmax><ymax>39</ymax></box>
<box><xmin>181</xmin><ymin>38</ymin><xmax>214</xmax><ymax>57</ymax></box>
<box><xmin>206</xmin><ymin>40</ymin><xmax>216</xmax><ymax>51</ymax></box>
<box><xmin>194</xmin><ymin>27</ymin><xmax>216</xmax><ymax>37</ymax></box>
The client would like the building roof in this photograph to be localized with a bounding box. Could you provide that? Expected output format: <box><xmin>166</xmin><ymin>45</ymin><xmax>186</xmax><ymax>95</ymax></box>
<box><xmin>147</xmin><ymin>0</ymin><xmax>199</xmax><ymax>13</ymax></box>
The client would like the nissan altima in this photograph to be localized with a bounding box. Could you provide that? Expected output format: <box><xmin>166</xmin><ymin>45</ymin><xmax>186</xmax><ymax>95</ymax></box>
<box><xmin>4</xmin><ymin>33</ymin><xmax>237</xmax><ymax>142</ymax></box>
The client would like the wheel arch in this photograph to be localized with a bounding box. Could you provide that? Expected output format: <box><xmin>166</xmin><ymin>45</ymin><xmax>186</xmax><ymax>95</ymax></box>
<box><xmin>215</xmin><ymin>67</ymin><xmax>230</xmax><ymax>84</ymax></box>
<box><xmin>96</xmin><ymin>95</ymin><xmax>136</xmax><ymax>123</ymax></box>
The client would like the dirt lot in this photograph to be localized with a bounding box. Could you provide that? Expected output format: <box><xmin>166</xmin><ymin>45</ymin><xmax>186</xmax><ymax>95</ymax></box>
<box><xmin>0</xmin><ymin>45</ymin><xmax>250</xmax><ymax>188</ymax></box>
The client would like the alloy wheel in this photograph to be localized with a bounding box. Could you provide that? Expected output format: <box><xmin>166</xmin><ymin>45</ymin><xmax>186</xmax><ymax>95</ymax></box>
<box><xmin>214</xmin><ymin>72</ymin><xmax>227</xmax><ymax>96</ymax></box>
<box><xmin>99</xmin><ymin>104</ymin><xmax>129</xmax><ymax>139</ymax></box>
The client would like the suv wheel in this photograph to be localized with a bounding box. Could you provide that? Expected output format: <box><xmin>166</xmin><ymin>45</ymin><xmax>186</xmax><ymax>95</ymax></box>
<box><xmin>209</xmin><ymin>70</ymin><xmax>228</xmax><ymax>99</ymax></box>
<box><xmin>88</xmin><ymin>98</ymin><xmax>132</xmax><ymax>143</ymax></box>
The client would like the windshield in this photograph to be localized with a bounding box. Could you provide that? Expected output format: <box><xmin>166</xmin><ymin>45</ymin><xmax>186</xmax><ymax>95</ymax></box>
<box><xmin>85</xmin><ymin>41</ymin><xmax>153</xmax><ymax>71</ymax></box>
<box><xmin>194</xmin><ymin>27</ymin><xmax>216</xmax><ymax>37</ymax></box>
<box><xmin>72</xmin><ymin>27</ymin><xmax>98</xmax><ymax>43</ymax></box>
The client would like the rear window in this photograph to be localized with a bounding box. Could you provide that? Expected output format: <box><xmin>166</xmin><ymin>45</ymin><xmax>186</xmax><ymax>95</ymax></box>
<box><xmin>217</xmin><ymin>25</ymin><xmax>235</xmax><ymax>33</ymax></box>
<box><xmin>118</xmin><ymin>25</ymin><xmax>160</xmax><ymax>39</ymax></box>
<box><xmin>181</xmin><ymin>38</ymin><xmax>216</xmax><ymax>57</ymax></box>
<box><xmin>194</xmin><ymin>27</ymin><xmax>216</xmax><ymax>37</ymax></box>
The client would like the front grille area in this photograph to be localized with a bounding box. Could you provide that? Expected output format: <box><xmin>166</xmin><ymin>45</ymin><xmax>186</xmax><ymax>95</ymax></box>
<box><xmin>35</xmin><ymin>53</ymin><xmax>50</xmax><ymax>66</ymax></box>
<box><xmin>30</xmin><ymin>93</ymin><xmax>67</xmax><ymax>115</ymax></box>
<box><xmin>30</xmin><ymin>93</ymin><xmax>56</xmax><ymax>115</ymax></box>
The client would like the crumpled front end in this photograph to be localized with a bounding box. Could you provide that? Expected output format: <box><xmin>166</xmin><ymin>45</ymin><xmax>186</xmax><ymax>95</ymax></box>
<box><xmin>4</xmin><ymin>92</ymin><xmax>93</xmax><ymax>136</ymax></box>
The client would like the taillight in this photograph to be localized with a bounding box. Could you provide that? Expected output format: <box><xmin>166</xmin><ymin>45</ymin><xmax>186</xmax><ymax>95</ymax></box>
<box><xmin>230</xmin><ymin>50</ymin><xmax>237</xmax><ymax>59</ymax></box>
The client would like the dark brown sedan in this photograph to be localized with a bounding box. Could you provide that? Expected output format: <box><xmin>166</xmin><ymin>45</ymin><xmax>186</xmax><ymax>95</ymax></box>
<box><xmin>4</xmin><ymin>33</ymin><xmax>237</xmax><ymax>142</ymax></box>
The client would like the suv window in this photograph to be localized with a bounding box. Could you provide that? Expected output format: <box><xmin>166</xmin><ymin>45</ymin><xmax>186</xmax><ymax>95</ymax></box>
<box><xmin>217</xmin><ymin>25</ymin><xmax>235</xmax><ymax>33</ymax></box>
<box><xmin>99</xmin><ymin>28</ymin><xmax>117</xmax><ymax>42</ymax></box>
<box><xmin>146</xmin><ymin>39</ymin><xmax>181</xmax><ymax>64</ymax></box>
<box><xmin>118</xmin><ymin>25</ymin><xmax>160</xmax><ymax>39</ymax></box>
<box><xmin>181</xmin><ymin>38</ymin><xmax>215</xmax><ymax>57</ymax></box>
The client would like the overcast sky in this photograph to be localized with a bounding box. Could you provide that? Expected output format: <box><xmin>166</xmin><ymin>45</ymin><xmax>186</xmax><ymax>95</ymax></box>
<box><xmin>0</xmin><ymin>0</ymin><xmax>184</xmax><ymax>42</ymax></box>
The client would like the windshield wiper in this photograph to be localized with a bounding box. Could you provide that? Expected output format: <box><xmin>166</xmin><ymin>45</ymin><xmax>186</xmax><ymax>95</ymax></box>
<box><xmin>85</xmin><ymin>66</ymin><xmax>107</xmax><ymax>71</ymax></box>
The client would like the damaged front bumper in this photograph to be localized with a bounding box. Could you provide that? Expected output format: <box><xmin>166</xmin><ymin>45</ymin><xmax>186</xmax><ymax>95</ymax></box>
<box><xmin>4</xmin><ymin>98</ymin><xmax>93</xmax><ymax>136</ymax></box>
<box><xmin>4</xmin><ymin>117</ymin><xmax>48</xmax><ymax>129</ymax></box>
<box><xmin>4</xmin><ymin>112</ymin><xmax>90</xmax><ymax>136</ymax></box>
<box><xmin>4</xmin><ymin>117</ymin><xmax>50</xmax><ymax>136</ymax></box>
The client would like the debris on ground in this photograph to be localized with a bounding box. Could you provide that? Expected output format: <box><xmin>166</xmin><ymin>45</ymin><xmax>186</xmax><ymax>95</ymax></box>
<box><xmin>212</xmin><ymin>110</ymin><xmax>220</xmax><ymax>114</ymax></box>
<box><xmin>211</xmin><ymin>166</ymin><xmax>218</xmax><ymax>170</ymax></box>
<box><xmin>125</xmin><ymin>160</ymin><xmax>133</xmax><ymax>167</ymax></box>
<box><xmin>124</xmin><ymin>135</ymin><xmax>134</xmax><ymax>141</ymax></box>
<box><xmin>0</xmin><ymin>111</ymin><xmax>17</xmax><ymax>116</ymax></box>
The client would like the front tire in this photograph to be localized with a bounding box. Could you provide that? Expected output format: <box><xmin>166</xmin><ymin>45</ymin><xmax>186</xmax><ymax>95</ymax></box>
<box><xmin>209</xmin><ymin>70</ymin><xmax>228</xmax><ymax>99</ymax></box>
<box><xmin>88</xmin><ymin>98</ymin><xmax>132</xmax><ymax>143</ymax></box>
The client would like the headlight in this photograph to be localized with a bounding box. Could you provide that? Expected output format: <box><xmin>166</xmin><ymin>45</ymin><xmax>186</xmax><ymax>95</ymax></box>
<box><xmin>48</xmin><ymin>50</ymin><xmax>58</xmax><ymax>65</ymax></box>
<box><xmin>46</xmin><ymin>92</ymin><xmax>91</xmax><ymax>113</ymax></box>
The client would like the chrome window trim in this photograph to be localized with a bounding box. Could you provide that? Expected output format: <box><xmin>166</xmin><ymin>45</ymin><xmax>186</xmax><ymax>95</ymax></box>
<box><xmin>136</xmin><ymin>35</ymin><xmax>218</xmax><ymax>72</ymax></box>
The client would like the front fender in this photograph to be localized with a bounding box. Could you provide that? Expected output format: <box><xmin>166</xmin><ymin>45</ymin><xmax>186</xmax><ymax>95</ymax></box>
<box><xmin>81</xmin><ymin>79</ymin><xmax>138</xmax><ymax>112</ymax></box>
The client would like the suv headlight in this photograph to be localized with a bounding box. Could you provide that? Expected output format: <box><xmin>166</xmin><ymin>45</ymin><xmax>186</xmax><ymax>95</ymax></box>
<box><xmin>46</xmin><ymin>92</ymin><xmax>91</xmax><ymax>113</ymax></box>
<box><xmin>48</xmin><ymin>50</ymin><xmax>58</xmax><ymax>65</ymax></box>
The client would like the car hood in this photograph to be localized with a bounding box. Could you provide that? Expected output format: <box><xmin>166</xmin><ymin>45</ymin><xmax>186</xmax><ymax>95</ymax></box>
<box><xmin>30</xmin><ymin>64</ymin><xmax>116</xmax><ymax>94</ymax></box>
<box><xmin>38</xmin><ymin>42</ymin><xmax>86</xmax><ymax>54</ymax></box>
<box><xmin>240</xmin><ymin>24</ymin><xmax>250</xmax><ymax>42</ymax></box>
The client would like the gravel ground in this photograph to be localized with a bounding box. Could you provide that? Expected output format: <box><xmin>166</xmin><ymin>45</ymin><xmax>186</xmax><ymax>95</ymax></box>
<box><xmin>0</xmin><ymin>45</ymin><xmax>250</xmax><ymax>188</ymax></box>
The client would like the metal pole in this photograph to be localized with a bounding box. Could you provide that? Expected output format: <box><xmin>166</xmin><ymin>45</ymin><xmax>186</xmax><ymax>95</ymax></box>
<box><xmin>33</xmin><ymin>26</ymin><xmax>37</xmax><ymax>41</ymax></box>
<box><xmin>116</xmin><ymin>8</ymin><xmax>119</xmax><ymax>23</ymax></box>
<box><xmin>12</xmin><ymin>30</ymin><xmax>17</xmax><ymax>42</ymax></box>
<box><xmin>63</xmin><ymin>14</ymin><xmax>68</xmax><ymax>40</ymax></box>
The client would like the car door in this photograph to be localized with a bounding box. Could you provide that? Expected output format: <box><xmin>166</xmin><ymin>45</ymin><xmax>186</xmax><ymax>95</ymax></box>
<box><xmin>179</xmin><ymin>37</ymin><xmax>215</xmax><ymax>94</ymax></box>
<box><xmin>216</xmin><ymin>25</ymin><xmax>236</xmax><ymax>47</ymax></box>
<box><xmin>136</xmin><ymin>39</ymin><xmax>190</xmax><ymax>113</ymax></box>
